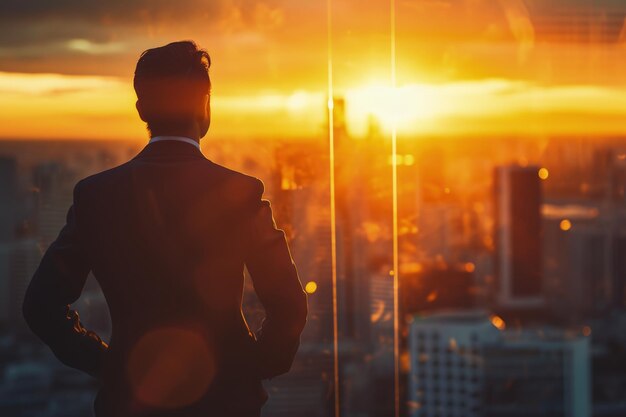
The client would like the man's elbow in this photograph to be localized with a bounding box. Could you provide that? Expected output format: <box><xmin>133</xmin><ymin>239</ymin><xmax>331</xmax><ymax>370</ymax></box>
<box><xmin>281</xmin><ymin>289</ymin><xmax>308</xmax><ymax>340</ymax></box>
<box><xmin>292</xmin><ymin>289</ymin><xmax>308</xmax><ymax>334</ymax></box>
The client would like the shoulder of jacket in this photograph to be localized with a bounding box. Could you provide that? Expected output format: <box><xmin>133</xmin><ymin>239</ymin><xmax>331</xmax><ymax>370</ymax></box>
<box><xmin>209</xmin><ymin>162</ymin><xmax>265</xmax><ymax>197</ymax></box>
<box><xmin>74</xmin><ymin>160</ymin><xmax>134</xmax><ymax>195</ymax></box>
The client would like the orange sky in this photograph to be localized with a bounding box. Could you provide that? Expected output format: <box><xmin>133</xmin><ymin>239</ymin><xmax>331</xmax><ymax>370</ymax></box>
<box><xmin>1</xmin><ymin>0</ymin><xmax>626</xmax><ymax>140</ymax></box>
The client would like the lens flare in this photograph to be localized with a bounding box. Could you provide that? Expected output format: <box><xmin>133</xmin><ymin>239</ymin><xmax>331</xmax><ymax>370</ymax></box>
<box><xmin>128</xmin><ymin>327</ymin><xmax>215</xmax><ymax>409</ymax></box>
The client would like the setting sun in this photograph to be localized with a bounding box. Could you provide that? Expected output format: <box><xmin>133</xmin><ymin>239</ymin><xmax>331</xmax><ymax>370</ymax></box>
<box><xmin>344</xmin><ymin>84</ymin><xmax>442</xmax><ymax>135</ymax></box>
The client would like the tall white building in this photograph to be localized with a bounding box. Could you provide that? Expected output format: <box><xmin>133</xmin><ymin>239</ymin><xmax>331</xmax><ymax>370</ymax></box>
<box><xmin>408</xmin><ymin>311</ymin><xmax>591</xmax><ymax>417</ymax></box>
<box><xmin>408</xmin><ymin>310</ymin><xmax>501</xmax><ymax>417</ymax></box>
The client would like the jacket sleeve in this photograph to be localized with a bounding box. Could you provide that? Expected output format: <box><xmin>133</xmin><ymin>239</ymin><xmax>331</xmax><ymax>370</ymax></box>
<box><xmin>22</xmin><ymin>181</ymin><xmax>109</xmax><ymax>378</ymax></box>
<box><xmin>244</xmin><ymin>179</ymin><xmax>308</xmax><ymax>380</ymax></box>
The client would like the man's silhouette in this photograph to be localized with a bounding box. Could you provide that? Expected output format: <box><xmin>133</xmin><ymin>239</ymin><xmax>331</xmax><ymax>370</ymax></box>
<box><xmin>22</xmin><ymin>40</ymin><xmax>308</xmax><ymax>417</ymax></box>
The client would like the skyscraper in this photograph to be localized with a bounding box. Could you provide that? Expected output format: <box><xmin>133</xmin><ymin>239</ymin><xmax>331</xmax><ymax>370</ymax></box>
<box><xmin>8</xmin><ymin>234</ymin><xmax>40</xmax><ymax>334</ymax></box>
<box><xmin>407</xmin><ymin>311</ymin><xmax>501</xmax><ymax>417</ymax></box>
<box><xmin>32</xmin><ymin>162</ymin><xmax>74</xmax><ymax>249</ymax></box>
<box><xmin>0</xmin><ymin>156</ymin><xmax>18</xmax><ymax>324</ymax></box>
<box><xmin>408</xmin><ymin>311</ymin><xmax>592</xmax><ymax>417</ymax></box>
<box><xmin>483</xmin><ymin>331</ymin><xmax>591</xmax><ymax>417</ymax></box>
<box><xmin>494</xmin><ymin>165</ymin><xmax>543</xmax><ymax>309</ymax></box>
<box><xmin>542</xmin><ymin>213</ymin><xmax>626</xmax><ymax>322</ymax></box>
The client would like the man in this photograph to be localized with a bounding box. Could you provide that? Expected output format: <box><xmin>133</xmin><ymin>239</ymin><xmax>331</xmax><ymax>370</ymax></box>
<box><xmin>22</xmin><ymin>40</ymin><xmax>308</xmax><ymax>417</ymax></box>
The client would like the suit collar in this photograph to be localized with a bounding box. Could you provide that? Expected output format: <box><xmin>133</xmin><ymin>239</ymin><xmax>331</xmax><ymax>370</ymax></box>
<box><xmin>149</xmin><ymin>135</ymin><xmax>200</xmax><ymax>149</ymax></box>
<box><xmin>133</xmin><ymin>139</ymin><xmax>207</xmax><ymax>160</ymax></box>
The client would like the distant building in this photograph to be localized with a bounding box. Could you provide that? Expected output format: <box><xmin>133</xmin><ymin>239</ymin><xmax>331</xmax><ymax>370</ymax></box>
<box><xmin>592</xmin><ymin>148</ymin><xmax>626</xmax><ymax>203</ymax></box>
<box><xmin>0</xmin><ymin>360</ymin><xmax>52</xmax><ymax>416</ymax></box>
<box><xmin>33</xmin><ymin>162</ymin><xmax>74</xmax><ymax>250</ymax></box>
<box><xmin>328</xmin><ymin>96</ymin><xmax>347</xmax><ymax>143</ymax></box>
<box><xmin>0</xmin><ymin>157</ymin><xmax>18</xmax><ymax>324</ymax></box>
<box><xmin>400</xmin><ymin>265</ymin><xmax>475</xmax><ymax>317</ymax></box>
<box><xmin>408</xmin><ymin>311</ymin><xmax>591</xmax><ymax>417</ymax></box>
<box><xmin>407</xmin><ymin>310</ymin><xmax>501</xmax><ymax>417</ymax></box>
<box><xmin>417</xmin><ymin>203</ymin><xmax>467</xmax><ymax>261</ymax></box>
<box><xmin>542</xmin><ymin>199</ymin><xmax>626</xmax><ymax>321</ymax></box>
<box><xmin>0</xmin><ymin>243</ymin><xmax>11</xmax><ymax>325</ymax></box>
<box><xmin>261</xmin><ymin>348</ymin><xmax>334</xmax><ymax>417</ymax></box>
<box><xmin>0</xmin><ymin>157</ymin><xmax>17</xmax><ymax>242</ymax></box>
<box><xmin>483</xmin><ymin>331</ymin><xmax>591</xmax><ymax>417</ymax></box>
<box><xmin>269</xmin><ymin>142</ymin><xmax>335</xmax><ymax>344</ymax></box>
<box><xmin>369</xmin><ymin>270</ymin><xmax>394</xmax><ymax>333</ymax></box>
<box><xmin>494</xmin><ymin>165</ymin><xmax>543</xmax><ymax>309</ymax></box>
<box><xmin>247</xmin><ymin>143</ymin><xmax>336</xmax><ymax>417</ymax></box>
<box><xmin>591</xmin><ymin>334</ymin><xmax>626</xmax><ymax>417</ymax></box>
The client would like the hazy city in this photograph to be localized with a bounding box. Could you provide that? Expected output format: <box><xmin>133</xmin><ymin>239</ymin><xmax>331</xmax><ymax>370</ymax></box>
<box><xmin>2</xmin><ymin>121</ymin><xmax>626</xmax><ymax>416</ymax></box>
<box><xmin>2</xmin><ymin>0</ymin><xmax>626</xmax><ymax>416</ymax></box>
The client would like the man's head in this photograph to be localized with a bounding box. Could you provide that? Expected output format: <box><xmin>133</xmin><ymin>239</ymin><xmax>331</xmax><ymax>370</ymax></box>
<box><xmin>134</xmin><ymin>41</ymin><xmax>211</xmax><ymax>140</ymax></box>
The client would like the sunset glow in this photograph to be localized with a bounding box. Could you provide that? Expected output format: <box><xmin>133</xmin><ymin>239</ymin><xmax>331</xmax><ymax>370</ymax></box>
<box><xmin>1</xmin><ymin>0</ymin><xmax>626</xmax><ymax>140</ymax></box>
<box><xmin>4</xmin><ymin>72</ymin><xmax>626</xmax><ymax>140</ymax></box>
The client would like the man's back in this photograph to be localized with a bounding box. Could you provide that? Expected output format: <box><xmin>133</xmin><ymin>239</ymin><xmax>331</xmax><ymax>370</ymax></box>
<box><xmin>23</xmin><ymin>139</ymin><xmax>308</xmax><ymax>417</ymax></box>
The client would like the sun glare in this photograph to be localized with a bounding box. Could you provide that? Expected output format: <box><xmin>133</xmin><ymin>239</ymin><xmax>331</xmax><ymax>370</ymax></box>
<box><xmin>5</xmin><ymin>73</ymin><xmax>626</xmax><ymax>140</ymax></box>
<box><xmin>345</xmin><ymin>84</ymin><xmax>442</xmax><ymax>135</ymax></box>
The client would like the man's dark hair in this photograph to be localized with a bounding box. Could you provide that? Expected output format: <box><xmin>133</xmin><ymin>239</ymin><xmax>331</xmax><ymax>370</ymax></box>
<box><xmin>134</xmin><ymin>40</ymin><xmax>211</xmax><ymax>134</ymax></box>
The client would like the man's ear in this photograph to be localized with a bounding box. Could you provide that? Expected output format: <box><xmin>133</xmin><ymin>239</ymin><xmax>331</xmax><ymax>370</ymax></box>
<box><xmin>136</xmin><ymin>100</ymin><xmax>147</xmax><ymax>122</ymax></box>
<box><xmin>198</xmin><ymin>94</ymin><xmax>211</xmax><ymax>138</ymax></box>
<box><xmin>200</xmin><ymin>94</ymin><xmax>209</xmax><ymax>118</ymax></box>
<box><xmin>197</xmin><ymin>94</ymin><xmax>210</xmax><ymax>124</ymax></box>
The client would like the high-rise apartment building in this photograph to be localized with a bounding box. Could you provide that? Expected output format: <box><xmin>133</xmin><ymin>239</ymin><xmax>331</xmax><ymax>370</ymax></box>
<box><xmin>494</xmin><ymin>165</ymin><xmax>543</xmax><ymax>309</ymax></box>
<box><xmin>408</xmin><ymin>311</ymin><xmax>501</xmax><ymax>417</ymax></box>
<box><xmin>408</xmin><ymin>310</ymin><xmax>591</xmax><ymax>417</ymax></box>
<box><xmin>483</xmin><ymin>331</ymin><xmax>591</xmax><ymax>417</ymax></box>
<box><xmin>0</xmin><ymin>157</ymin><xmax>18</xmax><ymax>324</ymax></box>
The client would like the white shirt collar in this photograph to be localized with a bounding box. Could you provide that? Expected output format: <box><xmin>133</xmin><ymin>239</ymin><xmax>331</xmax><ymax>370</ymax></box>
<box><xmin>149</xmin><ymin>136</ymin><xmax>200</xmax><ymax>150</ymax></box>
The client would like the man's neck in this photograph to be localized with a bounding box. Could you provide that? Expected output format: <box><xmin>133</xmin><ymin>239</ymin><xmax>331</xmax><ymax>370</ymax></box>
<box><xmin>150</xmin><ymin>129</ymin><xmax>200</xmax><ymax>144</ymax></box>
<box><xmin>149</xmin><ymin>136</ymin><xmax>200</xmax><ymax>150</ymax></box>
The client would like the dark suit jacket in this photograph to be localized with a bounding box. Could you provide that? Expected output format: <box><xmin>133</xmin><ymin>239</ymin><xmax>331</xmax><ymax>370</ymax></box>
<box><xmin>22</xmin><ymin>140</ymin><xmax>308</xmax><ymax>417</ymax></box>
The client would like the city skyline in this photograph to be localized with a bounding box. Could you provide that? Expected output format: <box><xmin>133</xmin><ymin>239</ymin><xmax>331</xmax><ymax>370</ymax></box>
<box><xmin>1</xmin><ymin>126</ymin><xmax>625</xmax><ymax>416</ymax></box>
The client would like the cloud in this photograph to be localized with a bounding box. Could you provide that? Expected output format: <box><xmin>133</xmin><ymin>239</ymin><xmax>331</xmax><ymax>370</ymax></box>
<box><xmin>0</xmin><ymin>0</ymin><xmax>293</xmax><ymax>54</ymax></box>
<box><xmin>65</xmin><ymin>39</ymin><xmax>127</xmax><ymax>55</ymax></box>
<box><xmin>1</xmin><ymin>0</ymin><xmax>625</xmax><ymax>85</ymax></box>
<box><xmin>0</xmin><ymin>0</ymin><xmax>223</xmax><ymax>53</ymax></box>
<box><xmin>0</xmin><ymin>0</ymin><xmax>221</xmax><ymax>25</ymax></box>
<box><xmin>0</xmin><ymin>0</ymin><xmax>289</xmax><ymax>40</ymax></box>
<box><xmin>0</xmin><ymin>71</ymin><xmax>124</xmax><ymax>96</ymax></box>
<box><xmin>0</xmin><ymin>0</ymin><xmax>295</xmax><ymax>77</ymax></box>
